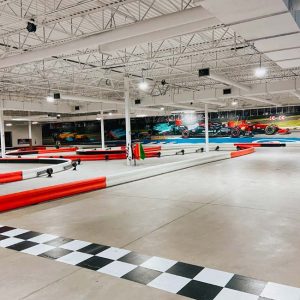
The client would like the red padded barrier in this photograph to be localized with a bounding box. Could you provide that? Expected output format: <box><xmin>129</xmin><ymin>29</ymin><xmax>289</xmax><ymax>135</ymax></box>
<box><xmin>0</xmin><ymin>171</ymin><xmax>23</xmax><ymax>184</ymax></box>
<box><xmin>37</xmin><ymin>148</ymin><xmax>161</xmax><ymax>161</ymax></box>
<box><xmin>0</xmin><ymin>177</ymin><xmax>106</xmax><ymax>212</ymax></box>
<box><xmin>38</xmin><ymin>147</ymin><xmax>78</xmax><ymax>154</ymax></box>
<box><xmin>234</xmin><ymin>143</ymin><xmax>262</xmax><ymax>149</ymax></box>
<box><xmin>231</xmin><ymin>147</ymin><xmax>255</xmax><ymax>158</ymax></box>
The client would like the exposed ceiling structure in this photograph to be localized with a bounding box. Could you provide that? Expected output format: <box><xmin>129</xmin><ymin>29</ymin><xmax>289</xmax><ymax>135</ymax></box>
<box><xmin>0</xmin><ymin>0</ymin><xmax>299</xmax><ymax>123</ymax></box>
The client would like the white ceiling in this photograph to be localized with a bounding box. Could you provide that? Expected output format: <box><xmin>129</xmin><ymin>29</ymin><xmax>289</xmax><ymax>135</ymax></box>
<box><xmin>0</xmin><ymin>0</ymin><xmax>299</xmax><ymax>121</ymax></box>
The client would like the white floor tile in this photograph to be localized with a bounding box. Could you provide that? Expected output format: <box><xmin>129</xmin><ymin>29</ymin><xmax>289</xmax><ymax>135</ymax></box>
<box><xmin>141</xmin><ymin>256</ymin><xmax>177</xmax><ymax>272</ymax></box>
<box><xmin>261</xmin><ymin>282</ymin><xmax>300</xmax><ymax>300</ymax></box>
<box><xmin>214</xmin><ymin>288</ymin><xmax>259</xmax><ymax>300</ymax></box>
<box><xmin>148</xmin><ymin>273</ymin><xmax>191</xmax><ymax>294</ymax></box>
<box><xmin>21</xmin><ymin>244</ymin><xmax>55</xmax><ymax>256</ymax></box>
<box><xmin>194</xmin><ymin>268</ymin><xmax>234</xmax><ymax>287</ymax></box>
<box><xmin>2</xmin><ymin>228</ymin><xmax>29</xmax><ymax>237</ymax></box>
<box><xmin>0</xmin><ymin>237</ymin><xmax>23</xmax><ymax>247</ymax></box>
<box><xmin>28</xmin><ymin>234</ymin><xmax>58</xmax><ymax>243</ymax></box>
<box><xmin>98</xmin><ymin>261</ymin><xmax>137</xmax><ymax>278</ymax></box>
<box><xmin>60</xmin><ymin>240</ymin><xmax>91</xmax><ymax>251</ymax></box>
<box><xmin>96</xmin><ymin>247</ymin><xmax>130</xmax><ymax>260</ymax></box>
<box><xmin>56</xmin><ymin>251</ymin><xmax>93</xmax><ymax>265</ymax></box>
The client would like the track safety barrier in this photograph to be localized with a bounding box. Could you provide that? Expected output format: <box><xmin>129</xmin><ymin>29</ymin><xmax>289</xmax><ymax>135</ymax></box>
<box><xmin>0</xmin><ymin>147</ymin><xmax>255</xmax><ymax>212</ymax></box>
<box><xmin>0</xmin><ymin>158</ymin><xmax>72</xmax><ymax>184</ymax></box>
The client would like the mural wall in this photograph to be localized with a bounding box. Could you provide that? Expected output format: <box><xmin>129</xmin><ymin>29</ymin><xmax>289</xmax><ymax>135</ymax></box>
<box><xmin>42</xmin><ymin>105</ymin><xmax>300</xmax><ymax>144</ymax></box>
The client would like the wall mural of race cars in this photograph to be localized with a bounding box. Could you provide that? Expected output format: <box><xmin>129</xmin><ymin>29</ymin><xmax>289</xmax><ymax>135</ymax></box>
<box><xmin>42</xmin><ymin>105</ymin><xmax>300</xmax><ymax>144</ymax></box>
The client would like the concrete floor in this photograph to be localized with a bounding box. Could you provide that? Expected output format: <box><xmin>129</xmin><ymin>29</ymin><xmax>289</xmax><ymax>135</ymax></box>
<box><xmin>0</xmin><ymin>147</ymin><xmax>299</xmax><ymax>299</ymax></box>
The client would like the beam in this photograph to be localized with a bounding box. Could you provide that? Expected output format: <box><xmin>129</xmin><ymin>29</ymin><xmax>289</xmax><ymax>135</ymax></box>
<box><xmin>239</xmin><ymin>95</ymin><xmax>279</xmax><ymax>106</ymax></box>
<box><xmin>209</xmin><ymin>72</ymin><xmax>251</xmax><ymax>92</ymax></box>
<box><xmin>0</xmin><ymin>7</ymin><xmax>218</xmax><ymax>68</ymax></box>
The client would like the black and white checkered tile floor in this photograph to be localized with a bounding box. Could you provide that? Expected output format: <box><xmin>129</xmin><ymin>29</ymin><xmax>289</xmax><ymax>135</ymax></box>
<box><xmin>0</xmin><ymin>224</ymin><xmax>299</xmax><ymax>300</ymax></box>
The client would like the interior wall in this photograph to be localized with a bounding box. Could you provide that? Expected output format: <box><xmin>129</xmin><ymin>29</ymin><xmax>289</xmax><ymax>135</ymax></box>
<box><xmin>5</xmin><ymin>124</ymin><xmax>43</xmax><ymax>147</ymax></box>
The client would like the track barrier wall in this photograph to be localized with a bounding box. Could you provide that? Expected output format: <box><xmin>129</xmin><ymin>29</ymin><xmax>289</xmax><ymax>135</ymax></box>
<box><xmin>0</xmin><ymin>146</ymin><xmax>255</xmax><ymax>212</ymax></box>
<box><xmin>0</xmin><ymin>158</ymin><xmax>72</xmax><ymax>184</ymax></box>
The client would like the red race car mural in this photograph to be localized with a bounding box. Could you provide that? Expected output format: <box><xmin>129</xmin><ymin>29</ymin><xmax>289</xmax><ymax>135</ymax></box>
<box><xmin>228</xmin><ymin>120</ymin><xmax>290</xmax><ymax>135</ymax></box>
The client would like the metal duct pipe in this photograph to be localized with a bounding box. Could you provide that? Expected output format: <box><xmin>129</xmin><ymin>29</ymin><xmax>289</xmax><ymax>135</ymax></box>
<box><xmin>0</xmin><ymin>7</ymin><xmax>218</xmax><ymax>68</ymax></box>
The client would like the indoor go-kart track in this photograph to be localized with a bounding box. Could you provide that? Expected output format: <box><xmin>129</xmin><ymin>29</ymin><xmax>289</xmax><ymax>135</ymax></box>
<box><xmin>0</xmin><ymin>146</ymin><xmax>300</xmax><ymax>300</ymax></box>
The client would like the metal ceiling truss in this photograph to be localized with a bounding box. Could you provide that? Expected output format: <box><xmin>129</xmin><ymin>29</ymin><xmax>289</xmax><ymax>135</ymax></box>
<box><xmin>0</xmin><ymin>0</ymin><xmax>299</xmax><ymax>119</ymax></box>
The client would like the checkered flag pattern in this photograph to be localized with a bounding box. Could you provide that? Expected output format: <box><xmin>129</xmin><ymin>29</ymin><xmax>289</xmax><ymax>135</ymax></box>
<box><xmin>0</xmin><ymin>225</ymin><xmax>299</xmax><ymax>300</ymax></box>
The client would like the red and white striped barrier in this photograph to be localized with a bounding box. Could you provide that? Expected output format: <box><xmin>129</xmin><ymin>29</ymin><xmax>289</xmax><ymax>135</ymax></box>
<box><xmin>0</xmin><ymin>158</ymin><xmax>72</xmax><ymax>184</ymax></box>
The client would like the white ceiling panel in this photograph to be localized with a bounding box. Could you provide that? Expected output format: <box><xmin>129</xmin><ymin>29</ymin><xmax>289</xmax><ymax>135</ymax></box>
<box><xmin>267</xmin><ymin>49</ymin><xmax>300</xmax><ymax>61</ymax></box>
<box><xmin>254</xmin><ymin>33</ymin><xmax>300</xmax><ymax>52</ymax></box>
<box><xmin>231</xmin><ymin>13</ymin><xmax>299</xmax><ymax>40</ymax></box>
<box><xmin>277</xmin><ymin>58</ymin><xmax>300</xmax><ymax>68</ymax></box>
<box><xmin>201</xmin><ymin>0</ymin><xmax>288</xmax><ymax>24</ymax></box>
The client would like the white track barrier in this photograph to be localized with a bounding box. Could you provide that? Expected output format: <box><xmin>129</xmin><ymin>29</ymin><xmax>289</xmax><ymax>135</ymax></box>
<box><xmin>22</xmin><ymin>159</ymin><xmax>73</xmax><ymax>180</ymax></box>
<box><xmin>106</xmin><ymin>152</ymin><xmax>230</xmax><ymax>187</ymax></box>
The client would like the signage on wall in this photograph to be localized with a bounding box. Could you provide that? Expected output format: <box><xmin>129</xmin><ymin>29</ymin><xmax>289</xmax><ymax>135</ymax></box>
<box><xmin>18</xmin><ymin>138</ymin><xmax>31</xmax><ymax>145</ymax></box>
<box><xmin>269</xmin><ymin>115</ymin><xmax>285</xmax><ymax>121</ymax></box>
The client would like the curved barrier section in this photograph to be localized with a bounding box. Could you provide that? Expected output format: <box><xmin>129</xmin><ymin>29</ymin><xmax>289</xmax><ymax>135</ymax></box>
<box><xmin>0</xmin><ymin>158</ymin><xmax>72</xmax><ymax>183</ymax></box>
<box><xmin>38</xmin><ymin>146</ymin><xmax>162</xmax><ymax>161</ymax></box>
<box><xmin>0</xmin><ymin>171</ymin><xmax>22</xmax><ymax>184</ymax></box>
<box><xmin>234</xmin><ymin>143</ymin><xmax>286</xmax><ymax>149</ymax></box>
<box><xmin>231</xmin><ymin>147</ymin><xmax>255</xmax><ymax>158</ymax></box>
<box><xmin>6</xmin><ymin>147</ymin><xmax>78</xmax><ymax>156</ymax></box>
<box><xmin>0</xmin><ymin>177</ymin><xmax>106</xmax><ymax>212</ymax></box>
<box><xmin>106</xmin><ymin>153</ymin><xmax>231</xmax><ymax>187</ymax></box>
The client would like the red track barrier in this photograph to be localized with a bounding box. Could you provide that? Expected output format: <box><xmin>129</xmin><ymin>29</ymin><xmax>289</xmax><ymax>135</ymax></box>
<box><xmin>231</xmin><ymin>147</ymin><xmax>255</xmax><ymax>158</ymax></box>
<box><xmin>0</xmin><ymin>176</ymin><xmax>106</xmax><ymax>212</ymax></box>
<box><xmin>0</xmin><ymin>171</ymin><xmax>22</xmax><ymax>184</ymax></box>
<box><xmin>38</xmin><ymin>147</ymin><xmax>161</xmax><ymax>161</ymax></box>
<box><xmin>38</xmin><ymin>147</ymin><xmax>78</xmax><ymax>154</ymax></box>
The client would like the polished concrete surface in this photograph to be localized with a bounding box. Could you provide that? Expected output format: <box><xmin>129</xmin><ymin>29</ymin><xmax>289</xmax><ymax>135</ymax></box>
<box><xmin>0</xmin><ymin>148</ymin><xmax>299</xmax><ymax>299</ymax></box>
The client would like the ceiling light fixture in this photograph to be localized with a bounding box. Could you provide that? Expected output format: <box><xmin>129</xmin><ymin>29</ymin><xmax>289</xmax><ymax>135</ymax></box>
<box><xmin>32</xmin><ymin>121</ymin><xmax>38</xmax><ymax>125</ymax></box>
<box><xmin>46</xmin><ymin>96</ymin><xmax>55</xmax><ymax>103</ymax></box>
<box><xmin>108</xmin><ymin>112</ymin><xmax>112</xmax><ymax>116</ymax></box>
<box><xmin>255</xmin><ymin>54</ymin><xmax>267</xmax><ymax>78</ymax></box>
<box><xmin>160</xmin><ymin>107</ymin><xmax>165</xmax><ymax>111</ymax></box>
<box><xmin>138</xmin><ymin>80</ymin><xmax>149</xmax><ymax>91</ymax></box>
<box><xmin>231</xmin><ymin>100</ymin><xmax>238</xmax><ymax>106</ymax></box>
<box><xmin>5</xmin><ymin>123</ymin><xmax>12</xmax><ymax>127</ymax></box>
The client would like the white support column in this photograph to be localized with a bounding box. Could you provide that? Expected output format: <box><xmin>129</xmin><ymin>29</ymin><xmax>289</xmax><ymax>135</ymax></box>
<box><xmin>28</xmin><ymin>121</ymin><xmax>32</xmax><ymax>142</ymax></box>
<box><xmin>124</xmin><ymin>76</ymin><xmax>132</xmax><ymax>166</ymax></box>
<box><xmin>100</xmin><ymin>112</ymin><xmax>105</xmax><ymax>149</ymax></box>
<box><xmin>204</xmin><ymin>104</ymin><xmax>209</xmax><ymax>153</ymax></box>
<box><xmin>0</xmin><ymin>109</ymin><xmax>6</xmax><ymax>158</ymax></box>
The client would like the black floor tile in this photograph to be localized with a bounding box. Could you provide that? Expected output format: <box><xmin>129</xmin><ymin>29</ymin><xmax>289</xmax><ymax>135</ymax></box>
<box><xmin>166</xmin><ymin>262</ymin><xmax>204</xmax><ymax>279</ymax></box>
<box><xmin>0</xmin><ymin>235</ymin><xmax>8</xmax><ymax>241</ymax></box>
<box><xmin>7</xmin><ymin>241</ymin><xmax>38</xmax><ymax>251</ymax></box>
<box><xmin>118</xmin><ymin>252</ymin><xmax>150</xmax><ymax>265</ymax></box>
<box><xmin>177</xmin><ymin>280</ymin><xmax>223</xmax><ymax>300</ymax></box>
<box><xmin>77</xmin><ymin>256</ymin><xmax>113</xmax><ymax>270</ymax></box>
<box><xmin>44</xmin><ymin>237</ymin><xmax>73</xmax><ymax>247</ymax></box>
<box><xmin>15</xmin><ymin>231</ymin><xmax>41</xmax><ymax>240</ymax></box>
<box><xmin>77</xmin><ymin>243</ymin><xmax>110</xmax><ymax>255</ymax></box>
<box><xmin>225</xmin><ymin>275</ymin><xmax>267</xmax><ymax>296</ymax></box>
<box><xmin>39</xmin><ymin>248</ymin><xmax>72</xmax><ymax>259</ymax></box>
<box><xmin>122</xmin><ymin>266</ymin><xmax>161</xmax><ymax>285</ymax></box>
<box><xmin>0</xmin><ymin>226</ymin><xmax>14</xmax><ymax>233</ymax></box>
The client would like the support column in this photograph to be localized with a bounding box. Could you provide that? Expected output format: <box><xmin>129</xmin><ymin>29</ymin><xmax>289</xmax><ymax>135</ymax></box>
<box><xmin>100</xmin><ymin>112</ymin><xmax>105</xmax><ymax>149</ymax></box>
<box><xmin>204</xmin><ymin>104</ymin><xmax>209</xmax><ymax>153</ymax></box>
<box><xmin>28</xmin><ymin>121</ymin><xmax>32</xmax><ymax>147</ymax></box>
<box><xmin>124</xmin><ymin>76</ymin><xmax>132</xmax><ymax>166</ymax></box>
<box><xmin>0</xmin><ymin>109</ymin><xmax>5</xmax><ymax>158</ymax></box>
